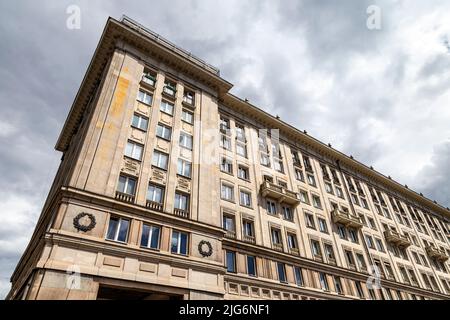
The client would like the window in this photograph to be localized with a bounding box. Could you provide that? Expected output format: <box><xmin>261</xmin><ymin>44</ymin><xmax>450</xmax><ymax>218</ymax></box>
<box><xmin>152</xmin><ymin>150</ymin><xmax>169</xmax><ymax>170</ymax></box>
<box><xmin>156</xmin><ymin>123</ymin><xmax>172</xmax><ymax>140</ymax></box>
<box><xmin>384</xmin><ymin>262</ymin><xmax>395</xmax><ymax>280</ymax></box>
<box><xmin>243</xmin><ymin>220</ymin><xmax>254</xmax><ymax>237</ymax></box>
<box><xmin>299</xmin><ymin>190</ymin><xmax>309</xmax><ymax>204</ymax></box>
<box><xmin>106</xmin><ymin>217</ymin><xmax>130</xmax><ymax>243</ymax></box>
<box><xmin>335</xmin><ymin>187</ymin><xmax>344</xmax><ymax>199</ymax></box>
<box><xmin>237</xmin><ymin>165</ymin><xmax>249</xmax><ymax>180</ymax></box>
<box><xmin>356</xmin><ymin>253</ymin><xmax>367</xmax><ymax>271</ymax></box>
<box><xmin>345</xmin><ymin>250</ymin><xmax>356</xmax><ymax>267</ymax></box>
<box><xmin>303</xmin><ymin>156</ymin><xmax>313</xmax><ymax>171</ymax></box>
<box><xmin>140</xmin><ymin>224</ymin><xmax>160</xmax><ymax>249</ymax></box>
<box><xmin>282</xmin><ymin>206</ymin><xmax>293</xmax><ymax>221</ymax></box>
<box><xmin>294</xmin><ymin>267</ymin><xmax>304</xmax><ymax>286</ymax></box>
<box><xmin>271</xmin><ymin>228</ymin><xmax>282</xmax><ymax>245</ymax></box>
<box><xmin>277</xmin><ymin>262</ymin><xmax>287</xmax><ymax>283</ymax></box>
<box><xmin>160</xmin><ymin>100</ymin><xmax>174</xmax><ymax>115</ymax></box>
<box><xmin>354</xmin><ymin>281</ymin><xmax>365</xmax><ymax>298</ymax></box>
<box><xmin>295</xmin><ymin>169</ymin><xmax>304</xmax><ymax>182</ymax></box>
<box><xmin>125</xmin><ymin>140</ymin><xmax>143</xmax><ymax>161</ymax></box>
<box><xmin>117</xmin><ymin>175</ymin><xmax>137</xmax><ymax>195</ymax></box>
<box><xmin>132</xmin><ymin>113</ymin><xmax>148</xmax><ymax>131</ymax></box>
<box><xmin>220</xmin><ymin>134</ymin><xmax>231</xmax><ymax>150</ymax></box>
<box><xmin>239</xmin><ymin>190</ymin><xmax>252</xmax><ymax>207</ymax></box>
<box><xmin>361</xmin><ymin>198</ymin><xmax>369</xmax><ymax>209</ymax></box>
<box><xmin>183</xmin><ymin>90</ymin><xmax>194</xmax><ymax>106</ymax></box>
<box><xmin>221</xmin><ymin>183</ymin><xmax>234</xmax><ymax>201</ymax></box>
<box><xmin>247</xmin><ymin>255</ymin><xmax>257</xmax><ymax>276</ymax></box>
<box><xmin>334</xmin><ymin>276</ymin><xmax>343</xmax><ymax>294</ymax></box>
<box><xmin>365</xmin><ymin>234</ymin><xmax>375</xmax><ymax>249</ymax></box>
<box><xmin>368</xmin><ymin>217</ymin><xmax>377</xmax><ymax>230</ymax></box>
<box><xmin>375</xmin><ymin>238</ymin><xmax>385</xmax><ymax>252</ymax></box>
<box><xmin>337</xmin><ymin>224</ymin><xmax>347</xmax><ymax>239</ymax></box>
<box><xmin>305</xmin><ymin>213</ymin><xmax>315</xmax><ymax>229</ymax></box>
<box><xmin>351</xmin><ymin>193</ymin><xmax>360</xmax><ymax>206</ymax></box>
<box><xmin>318</xmin><ymin>218</ymin><xmax>328</xmax><ymax>233</ymax></box>
<box><xmin>163</xmin><ymin>80</ymin><xmax>176</xmax><ymax>97</ymax></box>
<box><xmin>171</xmin><ymin>231</ymin><xmax>188</xmax><ymax>255</ymax></box>
<box><xmin>266</xmin><ymin>200</ymin><xmax>277</xmax><ymax>215</ymax></box>
<box><xmin>274</xmin><ymin>159</ymin><xmax>284</xmax><ymax>173</ymax></box>
<box><xmin>177</xmin><ymin>159</ymin><xmax>192</xmax><ymax>178</ymax></box>
<box><xmin>312</xmin><ymin>195</ymin><xmax>322</xmax><ymax>209</ymax></box>
<box><xmin>307</xmin><ymin>174</ymin><xmax>316</xmax><ymax>187</ymax></box>
<box><xmin>235</xmin><ymin>124</ymin><xmax>246</xmax><ymax>142</ymax></box>
<box><xmin>220</xmin><ymin>157</ymin><xmax>233</xmax><ymax>174</ymax></box>
<box><xmin>324</xmin><ymin>243</ymin><xmax>336</xmax><ymax>262</ymax></box>
<box><xmin>147</xmin><ymin>184</ymin><xmax>164</xmax><ymax>204</ymax></box>
<box><xmin>260</xmin><ymin>153</ymin><xmax>270</xmax><ymax>166</ymax></box>
<box><xmin>310</xmin><ymin>239</ymin><xmax>322</xmax><ymax>258</ymax></box>
<box><xmin>142</xmin><ymin>71</ymin><xmax>156</xmax><ymax>86</ymax></box>
<box><xmin>236</xmin><ymin>142</ymin><xmax>247</xmax><ymax>157</ymax></box>
<box><xmin>181</xmin><ymin>109</ymin><xmax>194</xmax><ymax>124</ymax></box>
<box><xmin>348</xmin><ymin>228</ymin><xmax>359</xmax><ymax>243</ymax></box>
<box><xmin>319</xmin><ymin>273</ymin><xmax>329</xmax><ymax>291</ymax></box>
<box><xmin>179</xmin><ymin>132</ymin><xmax>193</xmax><ymax>150</ymax></box>
<box><xmin>137</xmin><ymin>90</ymin><xmax>153</xmax><ymax>105</ymax></box>
<box><xmin>174</xmin><ymin>192</ymin><xmax>189</xmax><ymax>211</ymax></box>
<box><xmin>220</xmin><ymin>116</ymin><xmax>230</xmax><ymax>131</ymax></box>
<box><xmin>287</xmin><ymin>233</ymin><xmax>298</xmax><ymax>250</ymax></box>
<box><xmin>226</xmin><ymin>251</ymin><xmax>236</xmax><ymax>273</ymax></box>
<box><xmin>222</xmin><ymin>215</ymin><xmax>235</xmax><ymax>232</ymax></box>
<box><xmin>325</xmin><ymin>182</ymin><xmax>333</xmax><ymax>194</ymax></box>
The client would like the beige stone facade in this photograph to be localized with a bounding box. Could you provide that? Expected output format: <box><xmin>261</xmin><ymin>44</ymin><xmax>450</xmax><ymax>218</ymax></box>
<box><xmin>7</xmin><ymin>16</ymin><xmax>450</xmax><ymax>300</ymax></box>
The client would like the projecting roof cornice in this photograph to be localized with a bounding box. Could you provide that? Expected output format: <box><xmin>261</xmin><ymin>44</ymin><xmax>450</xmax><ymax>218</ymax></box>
<box><xmin>55</xmin><ymin>16</ymin><xmax>232</xmax><ymax>152</ymax></box>
<box><xmin>221</xmin><ymin>93</ymin><xmax>450</xmax><ymax>219</ymax></box>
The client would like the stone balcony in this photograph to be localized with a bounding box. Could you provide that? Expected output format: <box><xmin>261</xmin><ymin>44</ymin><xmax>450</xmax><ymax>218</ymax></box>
<box><xmin>272</xmin><ymin>243</ymin><xmax>284</xmax><ymax>252</ymax></box>
<box><xmin>224</xmin><ymin>230</ymin><xmax>236</xmax><ymax>239</ymax></box>
<box><xmin>425</xmin><ymin>245</ymin><xmax>449</xmax><ymax>262</ymax></box>
<box><xmin>115</xmin><ymin>191</ymin><xmax>135</xmax><ymax>204</ymax></box>
<box><xmin>242</xmin><ymin>235</ymin><xmax>256</xmax><ymax>244</ymax></box>
<box><xmin>145</xmin><ymin>200</ymin><xmax>163</xmax><ymax>212</ymax></box>
<box><xmin>383</xmin><ymin>230</ymin><xmax>411</xmax><ymax>248</ymax></box>
<box><xmin>173</xmin><ymin>208</ymin><xmax>189</xmax><ymax>219</ymax></box>
<box><xmin>331</xmin><ymin>209</ymin><xmax>363</xmax><ymax>229</ymax></box>
<box><xmin>260</xmin><ymin>181</ymin><xmax>300</xmax><ymax>206</ymax></box>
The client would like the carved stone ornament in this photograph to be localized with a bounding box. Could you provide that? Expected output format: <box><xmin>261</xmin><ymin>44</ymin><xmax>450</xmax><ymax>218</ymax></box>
<box><xmin>198</xmin><ymin>240</ymin><xmax>213</xmax><ymax>257</ymax></box>
<box><xmin>73</xmin><ymin>213</ymin><xmax>96</xmax><ymax>232</ymax></box>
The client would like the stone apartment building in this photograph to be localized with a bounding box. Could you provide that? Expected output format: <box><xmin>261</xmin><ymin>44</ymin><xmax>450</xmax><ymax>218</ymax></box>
<box><xmin>7</xmin><ymin>16</ymin><xmax>450</xmax><ymax>300</ymax></box>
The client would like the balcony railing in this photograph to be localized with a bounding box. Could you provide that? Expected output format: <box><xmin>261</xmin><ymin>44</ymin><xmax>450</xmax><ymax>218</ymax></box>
<box><xmin>260</xmin><ymin>181</ymin><xmax>300</xmax><ymax>206</ymax></box>
<box><xmin>173</xmin><ymin>208</ymin><xmax>189</xmax><ymax>219</ymax></box>
<box><xmin>289</xmin><ymin>247</ymin><xmax>300</xmax><ymax>256</ymax></box>
<box><xmin>224</xmin><ymin>230</ymin><xmax>236</xmax><ymax>239</ymax></box>
<box><xmin>115</xmin><ymin>191</ymin><xmax>135</xmax><ymax>204</ymax></box>
<box><xmin>146</xmin><ymin>200</ymin><xmax>163</xmax><ymax>212</ymax></box>
<box><xmin>242</xmin><ymin>235</ymin><xmax>256</xmax><ymax>244</ymax></box>
<box><xmin>425</xmin><ymin>245</ymin><xmax>449</xmax><ymax>262</ymax></box>
<box><xmin>384</xmin><ymin>230</ymin><xmax>411</xmax><ymax>248</ymax></box>
<box><xmin>182</xmin><ymin>95</ymin><xmax>195</xmax><ymax>108</ymax></box>
<box><xmin>162</xmin><ymin>85</ymin><xmax>176</xmax><ymax>98</ymax></box>
<box><xmin>272</xmin><ymin>243</ymin><xmax>283</xmax><ymax>252</ymax></box>
<box><xmin>141</xmin><ymin>74</ymin><xmax>156</xmax><ymax>88</ymax></box>
<box><xmin>331</xmin><ymin>209</ymin><xmax>363</xmax><ymax>229</ymax></box>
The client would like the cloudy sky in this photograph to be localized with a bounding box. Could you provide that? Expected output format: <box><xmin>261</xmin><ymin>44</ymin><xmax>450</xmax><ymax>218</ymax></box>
<box><xmin>1</xmin><ymin>0</ymin><xmax>450</xmax><ymax>298</ymax></box>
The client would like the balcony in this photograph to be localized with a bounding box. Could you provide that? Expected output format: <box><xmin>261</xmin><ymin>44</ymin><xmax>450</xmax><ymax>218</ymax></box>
<box><xmin>425</xmin><ymin>245</ymin><xmax>449</xmax><ymax>262</ymax></box>
<box><xmin>140</xmin><ymin>74</ymin><xmax>156</xmax><ymax>88</ymax></box>
<box><xmin>224</xmin><ymin>230</ymin><xmax>236</xmax><ymax>239</ymax></box>
<box><xmin>173</xmin><ymin>208</ymin><xmax>189</xmax><ymax>219</ymax></box>
<box><xmin>384</xmin><ymin>230</ymin><xmax>411</xmax><ymax>248</ymax></box>
<box><xmin>115</xmin><ymin>191</ymin><xmax>135</xmax><ymax>204</ymax></box>
<box><xmin>146</xmin><ymin>200</ymin><xmax>163</xmax><ymax>212</ymax></box>
<box><xmin>182</xmin><ymin>95</ymin><xmax>195</xmax><ymax>109</ymax></box>
<box><xmin>260</xmin><ymin>181</ymin><xmax>300</xmax><ymax>206</ymax></box>
<box><xmin>162</xmin><ymin>85</ymin><xmax>176</xmax><ymax>98</ymax></box>
<box><xmin>272</xmin><ymin>243</ymin><xmax>283</xmax><ymax>252</ymax></box>
<box><xmin>331</xmin><ymin>209</ymin><xmax>363</xmax><ymax>229</ymax></box>
<box><xmin>242</xmin><ymin>235</ymin><xmax>256</xmax><ymax>244</ymax></box>
<box><xmin>289</xmin><ymin>247</ymin><xmax>300</xmax><ymax>256</ymax></box>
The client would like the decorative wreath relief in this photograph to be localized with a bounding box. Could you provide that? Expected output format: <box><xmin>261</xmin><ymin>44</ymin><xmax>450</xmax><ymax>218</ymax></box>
<box><xmin>73</xmin><ymin>213</ymin><xmax>96</xmax><ymax>232</ymax></box>
<box><xmin>198</xmin><ymin>240</ymin><xmax>213</xmax><ymax>257</ymax></box>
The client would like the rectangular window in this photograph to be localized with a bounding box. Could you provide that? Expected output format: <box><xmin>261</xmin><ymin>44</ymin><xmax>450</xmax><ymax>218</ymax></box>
<box><xmin>237</xmin><ymin>165</ymin><xmax>249</xmax><ymax>180</ymax></box>
<box><xmin>171</xmin><ymin>231</ymin><xmax>188</xmax><ymax>255</ymax></box>
<box><xmin>335</xmin><ymin>187</ymin><xmax>344</xmax><ymax>199</ymax></box>
<box><xmin>345</xmin><ymin>250</ymin><xmax>356</xmax><ymax>267</ymax></box>
<box><xmin>277</xmin><ymin>262</ymin><xmax>287</xmax><ymax>283</ymax></box>
<box><xmin>365</xmin><ymin>234</ymin><xmax>375</xmax><ymax>249</ymax></box>
<box><xmin>140</xmin><ymin>224</ymin><xmax>161</xmax><ymax>250</ymax></box>
<box><xmin>131</xmin><ymin>113</ymin><xmax>149</xmax><ymax>131</ymax></box>
<box><xmin>177</xmin><ymin>159</ymin><xmax>192</xmax><ymax>178</ymax></box>
<box><xmin>334</xmin><ymin>276</ymin><xmax>343</xmax><ymax>294</ymax></box>
<box><xmin>181</xmin><ymin>109</ymin><xmax>194</xmax><ymax>124</ymax></box>
<box><xmin>247</xmin><ymin>255</ymin><xmax>257</xmax><ymax>277</ymax></box>
<box><xmin>294</xmin><ymin>267</ymin><xmax>304</xmax><ymax>286</ymax></box>
<box><xmin>295</xmin><ymin>169</ymin><xmax>304</xmax><ymax>182</ymax></box>
<box><xmin>312</xmin><ymin>195</ymin><xmax>322</xmax><ymax>209</ymax></box>
<box><xmin>260</xmin><ymin>153</ymin><xmax>270</xmax><ymax>166</ymax></box>
<box><xmin>235</xmin><ymin>124</ymin><xmax>246</xmax><ymax>142</ymax></box>
<box><xmin>356</xmin><ymin>253</ymin><xmax>367</xmax><ymax>271</ymax></box>
<box><xmin>179</xmin><ymin>132</ymin><xmax>193</xmax><ymax>150</ymax></box>
<box><xmin>222</xmin><ymin>215</ymin><xmax>235</xmax><ymax>232</ymax></box>
<box><xmin>160</xmin><ymin>100</ymin><xmax>174</xmax><ymax>115</ymax></box>
<box><xmin>355</xmin><ymin>281</ymin><xmax>365</xmax><ymax>298</ymax></box>
<box><xmin>239</xmin><ymin>190</ymin><xmax>252</xmax><ymax>207</ymax></box>
<box><xmin>152</xmin><ymin>150</ymin><xmax>169</xmax><ymax>170</ymax></box>
<box><xmin>156</xmin><ymin>123</ymin><xmax>172</xmax><ymax>140</ymax></box>
<box><xmin>282</xmin><ymin>206</ymin><xmax>293</xmax><ymax>221</ymax></box>
<box><xmin>226</xmin><ymin>251</ymin><xmax>236</xmax><ymax>273</ymax></box>
<box><xmin>307</xmin><ymin>174</ymin><xmax>316</xmax><ymax>187</ymax></box>
<box><xmin>299</xmin><ymin>190</ymin><xmax>309</xmax><ymax>204</ymax></box>
<box><xmin>236</xmin><ymin>142</ymin><xmax>247</xmax><ymax>158</ymax></box>
<box><xmin>125</xmin><ymin>140</ymin><xmax>143</xmax><ymax>161</ymax></box>
<box><xmin>271</xmin><ymin>228</ymin><xmax>282</xmax><ymax>245</ymax></box>
<box><xmin>146</xmin><ymin>184</ymin><xmax>164</xmax><ymax>203</ymax></box>
<box><xmin>117</xmin><ymin>175</ymin><xmax>137</xmax><ymax>195</ymax></box>
<box><xmin>318</xmin><ymin>218</ymin><xmax>328</xmax><ymax>233</ymax></box>
<box><xmin>324</xmin><ymin>243</ymin><xmax>335</xmax><ymax>262</ymax></box>
<box><xmin>183</xmin><ymin>90</ymin><xmax>194</xmax><ymax>106</ymax></box>
<box><xmin>287</xmin><ymin>233</ymin><xmax>298</xmax><ymax>249</ymax></box>
<box><xmin>221</xmin><ymin>184</ymin><xmax>234</xmax><ymax>201</ymax></box>
<box><xmin>220</xmin><ymin>157</ymin><xmax>233</xmax><ymax>174</ymax></box>
<box><xmin>106</xmin><ymin>217</ymin><xmax>129</xmax><ymax>243</ymax></box>
<box><xmin>325</xmin><ymin>182</ymin><xmax>334</xmax><ymax>194</ymax></box>
<box><xmin>174</xmin><ymin>192</ymin><xmax>189</xmax><ymax>211</ymax></box>
<box><xmin>348</xmin><ymin>228</ymin><xmax>359</xmax><ymax>243</ymax></box>
<box><xmin>305</xmin><ymin>213</ymin><xmax>316</xmax><ymax>229</ymax></box>
<box><xmin>375</xmin><ymin>238</ymin><xmax>385</xmax><ymax>252</ymax></box>
<box><xmin>274</xmin><ymin>159</ymin><xmax>284</xmax><ymax>173</ymax></box>
<box><xmin>137</xmin><ymin>90</ymin><xmax>153</xmax><ymax>105</ymax></box>
<box><xmin>243</xmin><ymin>220</ymin><xmax>254</xmax><ymax>237</ymax></box>
<box><xmin>310</xmin><ymin>239</ymin><xmax>322</xmax><ymax>258</ymax></box>
<box><xmin>319</xmin><ymin>273</ymin><xmax>329</xmax><ymax>291</ymax></box>
<box><xmin>338</xmin><ymin>224</ymin><xmax>347</xmax><ymax>239</ymax></box>
<box><xmin>220</xmin><ymin>134</ymin><xmax>231</xmax><ymax>150</ymax></box>
<box><xmin>266</xmin><ymin>200</ymin><xmax>277</xmax><ymax>215</ymax></box>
